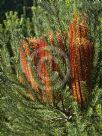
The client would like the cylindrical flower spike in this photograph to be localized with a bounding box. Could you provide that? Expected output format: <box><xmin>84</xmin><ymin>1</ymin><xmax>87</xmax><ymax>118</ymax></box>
<box><xmin>20</xmin><ymin>40</ymin><xmax>39</xmax><ymax>91</ymax></box>
<box><xmin>20</xmin><ymin>31</ymin><xmax>66</xmax><ymax>103</ymax></box>
<box><xmin>68</xmin><ymin>13</ymin><xmax>94</xmax><ymax>105</ymax></box>
<box><xmin>20</xmin><ymin>38</ymin><xmax>53</xmax><ymax>103</ymax></box>
<box><xmin>35</xmin><ymin>38</ymin><xmax>53</xmax><ymax>103</ymax></box>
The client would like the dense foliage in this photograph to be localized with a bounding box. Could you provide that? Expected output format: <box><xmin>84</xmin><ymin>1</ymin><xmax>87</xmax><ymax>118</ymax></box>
<box><xmin>0</xmin><ymin>0</ymin><xmax>102</xmax><ymax>136</ymax></box>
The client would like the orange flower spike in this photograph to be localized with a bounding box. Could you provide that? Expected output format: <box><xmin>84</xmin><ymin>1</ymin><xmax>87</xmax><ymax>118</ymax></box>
<box><xmin>37</xmin><ymin>39</ymin><xmax>53</xmax><ymax>103</ymax></box>
<box><xmin>68</xmin><ymin>12</ymin><xmax>94</xmax><ymax>105</ymax></box>
<box><xmin>20</xmin><ymin>44</ymin><xmax>29</xmax><ymax>80</ymax></box>
<box><xmin>20</xmin><ymin>40</ymin><xmax>39</xmax><ymax>92</ymax></box>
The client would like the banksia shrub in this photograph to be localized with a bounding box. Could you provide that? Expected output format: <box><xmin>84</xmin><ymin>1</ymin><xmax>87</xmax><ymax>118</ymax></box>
<box><xmin>68</xmin><ymin>13</ymin><xmax>94</xmax><ymax>105</ymax></box>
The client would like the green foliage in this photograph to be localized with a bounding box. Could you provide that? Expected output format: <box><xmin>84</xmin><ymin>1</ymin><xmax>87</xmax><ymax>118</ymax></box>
<box><xmin>0</xmin><ymin>0</ymin><xmax>102</xmax><ymax>136</ymax></box>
